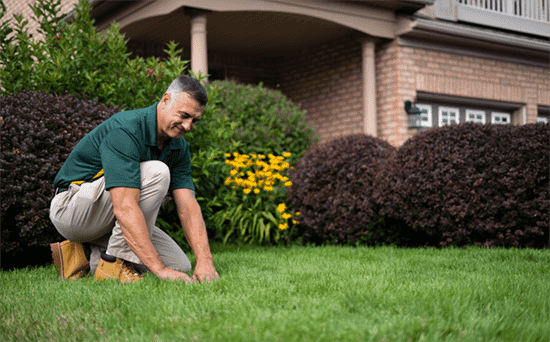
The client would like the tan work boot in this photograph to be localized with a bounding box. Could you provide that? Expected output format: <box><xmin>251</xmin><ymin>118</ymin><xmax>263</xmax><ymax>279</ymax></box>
<box><xmin>50</xmin><ymin>240</ymin><xmax>90</xmax><ymax>280</ymax></box>
<box><xmin>95</xmin><ymin>254</ymin><xmax>142</xmax><ymax>283</ymax></box>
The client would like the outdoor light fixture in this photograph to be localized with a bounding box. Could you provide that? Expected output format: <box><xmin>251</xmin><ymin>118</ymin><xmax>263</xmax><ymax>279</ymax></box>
<box><xmin>405</xmin><ymin>100</ymin><xmax>427</xmax><ymax>129</ymax></box>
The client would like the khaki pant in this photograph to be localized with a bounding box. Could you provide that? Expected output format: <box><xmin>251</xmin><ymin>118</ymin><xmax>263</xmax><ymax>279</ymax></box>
<box><xmin>49</xmin><ymin>161</ymin><xmax>191</xmax><ymax>274</ymax></box>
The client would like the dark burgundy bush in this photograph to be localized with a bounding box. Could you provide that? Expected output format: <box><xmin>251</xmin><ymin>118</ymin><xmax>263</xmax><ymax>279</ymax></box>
<box><xmin>1</xmin><ymin>91</ymin><xmax>121</xmax><ymax>265</ymax></box>
<box><xmin>373</xmin><ymin>122</ymin><xmax>549</xmax><ymax>248</ymax></box>
<box><xmin>287</xmin><ymin>134</ymin><xmax>395</xmax><ymax>245</ymax></box>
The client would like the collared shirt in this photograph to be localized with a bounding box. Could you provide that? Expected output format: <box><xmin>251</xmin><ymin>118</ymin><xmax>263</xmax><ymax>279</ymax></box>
<box><xmin>53</xmin><ymin>102</ymin><xmax>195</xmax><ymax>192</ymax></box>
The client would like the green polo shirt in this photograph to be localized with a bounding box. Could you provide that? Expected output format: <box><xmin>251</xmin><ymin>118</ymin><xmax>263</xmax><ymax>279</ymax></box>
<box><xmin>53</xmin><ymin>102</ymin><xmax>195</xmax><ymax>192</ymax></box>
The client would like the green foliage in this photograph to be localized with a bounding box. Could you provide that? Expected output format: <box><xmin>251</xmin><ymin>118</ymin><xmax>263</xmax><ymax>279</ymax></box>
<box><xmin>212</xmin><ymin>152</ymin><xmax>296</xmax><ymax>244</ymax></box>
<box><xmin>210</xmin><ymin>80</ymin><xmax>319</xmax><ymax>166</ymax></box>
<box><xmin>0</xmin><ymin>0</ymin><xmax>188</xmax><ymax>110</ymax></box>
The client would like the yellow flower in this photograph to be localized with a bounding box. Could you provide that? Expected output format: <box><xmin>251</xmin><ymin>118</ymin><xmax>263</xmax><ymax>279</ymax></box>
<box><xmin>253</xmin><ymin>188</ymin><xmax>260</xmax><ymax>194</ymax></box>
<box><xmin>282</xmin><ymin>213</ymin><xmax>292</xmax><ymax>219</ymax></box>
<box><xmin>264</xmin><ymin>186</ymin><xmax>274</xmax><ymax>191</ymax></box>
<box><xmin>243</xmin><ymin>188</ymin><xmax>251</xmax><ymax>194</ymax></box>
<box><xmin>233</xmin><ymin>152</ymin><xmax>239</xmax><ymax>157</ymax></box>
<box><xmin>284</xmin><ymin>181</ymin><xmax>292</xmax><ymax>187</ymax></box>
<box><xmin>258</xmin><ymin>154</ymin><xmax>266</xmax><ymax>159</ymax></box>
<box><xmin>278</xmin><ymin>223</ymin><xmax>289</xmax><ymax>230</ymax></box>
<box><xmin>225</xmin><ymin>153</ymin><xmax>231</xmax><ymax>158</ymax></box>
<box><xmin>292</xmin><ymin>220</ymin><xmax>298</xmax><ymax>224</ymax></box>
<box><xmin>283</xmin><ymin>152</ymin><xmax>291</xmax><ymax>157</ymax></box>
<box><xmin>295</xmin><ymin>212</ymin><xmax>301</xmax><ymax>216</ymax></box>
<box><xmin>281</xmin><ymin>162</ymin><xmax>290</xmax><ymax>169</ymax></box>
<box><xmin>277</xmin><ymin>203</ymin><xmax>286</xmax><ymax>213</ymax></box>
<box><xmin>224</xmin><ymin>178</ymin><xmax>232</xmax><ymax>185</ymax></box>
<box><xmin>230</xmin><ymin>169</ymin><xmax>238</xmax><ymax>176</ymax></box>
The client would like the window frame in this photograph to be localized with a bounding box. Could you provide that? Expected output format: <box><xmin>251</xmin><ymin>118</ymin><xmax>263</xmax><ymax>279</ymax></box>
<box><xmin>438</xmin><ymin>106</ymin><xmax>460</xmax><ymax>127</ymax></box>
<box><xmin>491</xmin><ymin>112</ymin><xmax>511</xmax><ymax>125</ymax></box>
<box><xmin>465</xmin><ymin>109</ymin><xmax>486</xmax><ymax>124</ymax></box>
<box><xmin>415</xmin><ymin>104</ymin><xmax>433</xmax><ymax>128</ymax></box>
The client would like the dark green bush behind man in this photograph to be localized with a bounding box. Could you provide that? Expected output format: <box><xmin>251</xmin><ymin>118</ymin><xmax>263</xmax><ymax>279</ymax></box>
<box><xmin>49</xmin><ymin>75</ymin><xmax>219</xmax><ymax>283</ymax></box>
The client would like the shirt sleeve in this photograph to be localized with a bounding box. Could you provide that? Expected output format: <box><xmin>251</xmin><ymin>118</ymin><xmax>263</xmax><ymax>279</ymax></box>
<box><xmin>168</xmin><ymin>144</ymin><xmax>195</xmax><ymax>192</ymax></box>
<box><xmin>99</xmin><ymin>128</ymin><xmax>142</xmax><ymax>190</ymax></box>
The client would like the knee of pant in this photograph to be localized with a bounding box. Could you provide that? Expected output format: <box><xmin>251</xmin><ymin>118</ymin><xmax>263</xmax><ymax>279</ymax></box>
<box><xmin>146</xmin><ymin>161</ymin><xmax>171</xmax><ymax>189</ymax></box>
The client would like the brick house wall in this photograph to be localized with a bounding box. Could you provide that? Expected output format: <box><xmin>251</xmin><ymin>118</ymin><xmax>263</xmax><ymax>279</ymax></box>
<box><xmin>376</xmin><ymin>40</ymin><xmax>550</xmax><ymax>146</ymax></box>
<box><xmin>277</xmin><ymin>35</ymin><xmax>364</xmax><ymax>144</ymax></box>
<box><xmin>2</xmin><ymin>0</ymin><xmax>78</xmax><ymax>41</ymax></box>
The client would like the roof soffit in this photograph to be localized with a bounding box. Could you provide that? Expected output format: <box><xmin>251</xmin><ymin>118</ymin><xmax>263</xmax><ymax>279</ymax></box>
<box><xmin>92</xmin><ymin>0</ymin><xmax>399</xmax><ymax>39</ymax></box>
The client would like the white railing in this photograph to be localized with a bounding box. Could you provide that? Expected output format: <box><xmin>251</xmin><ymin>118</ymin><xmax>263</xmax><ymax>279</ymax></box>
<box><xmin>457</xmin><ymin>0</ymin><xmax>549</xmax><ymax>22</ymax></box>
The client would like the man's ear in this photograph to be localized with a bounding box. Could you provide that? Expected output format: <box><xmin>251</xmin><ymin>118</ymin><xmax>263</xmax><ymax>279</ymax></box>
<box><xmin>161</xmin><ymin>93</ymin><xmax>171</xmax><ymax>105</ymax></box>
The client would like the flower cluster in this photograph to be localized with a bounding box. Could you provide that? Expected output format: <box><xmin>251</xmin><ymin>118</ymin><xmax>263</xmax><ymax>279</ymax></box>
<box><xmin>276</xmin><ymin>203</ymin><xmax>300</xmax><ymax>230</ymax></box>
<box><xmin>224</xmin><ymin>152</ymin><xmax>299</xmax><ymax>230</ymax></box>
<box><xmin>224</xmin><ymin>152</ymin><xmax>292</xmax><ymax>193</ymax></box>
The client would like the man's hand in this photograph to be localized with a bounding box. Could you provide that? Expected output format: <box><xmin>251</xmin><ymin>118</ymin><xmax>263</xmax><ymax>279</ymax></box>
<box><xmin>157</xmin><ymin>267</ymin><xmax>195</xmax><ymax>284</ymax></box>
<box><xmin>193</xmin><ymin>261</ymin><xmax>220</xmax><ymax>283</ymax></box>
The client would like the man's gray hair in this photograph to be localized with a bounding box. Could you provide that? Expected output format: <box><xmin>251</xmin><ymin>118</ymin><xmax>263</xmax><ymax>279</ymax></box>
<box><xmin>165</xmin><ymin>75</ymin><xmax>208</xmax><ymax>106</ymax></box>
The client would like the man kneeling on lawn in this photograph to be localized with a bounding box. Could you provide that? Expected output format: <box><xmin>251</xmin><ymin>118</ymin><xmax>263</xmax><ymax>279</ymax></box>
<box><xmin>49</xmin><ymin>75</ymin><xmax>219</xmax><ymax>283</ymax></box>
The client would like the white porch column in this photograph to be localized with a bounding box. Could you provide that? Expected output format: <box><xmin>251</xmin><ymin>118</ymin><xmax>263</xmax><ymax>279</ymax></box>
<box><xmin>190</xmin><ymin>12</ymin><xmax>208</xmax><ymax>79</ymax></box>
<box><xmin>361</xmin><ymin>38</ymin><xmax>377</xmax><ymax>137</ymax></box>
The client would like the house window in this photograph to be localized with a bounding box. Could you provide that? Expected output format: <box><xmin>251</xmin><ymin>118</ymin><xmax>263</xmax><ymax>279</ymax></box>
<box><xmin>538</xmin><ymin>106</ymin><xmax>549</xmax><ymax>123</ymax></box>
<box><xmin>491</xmin><ymin>112</ymin><xmax>511</xmax><ymax>124</ymax></box>
<box><xmin>465</xmin><ymin>109</ymin><xmax>486</xmax><ymax>124</ymax></box>
<box><xmin>416</xmin><ymin>104</ymin><xmax>433</xmax><ymax>128</ymax></box>
<box><xmin>438</xmin><ymin>106</ymin><xmax>460</xmax><ymax>126</ymax></box>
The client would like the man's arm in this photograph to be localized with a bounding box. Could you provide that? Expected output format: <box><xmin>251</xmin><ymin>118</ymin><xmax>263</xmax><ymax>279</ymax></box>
<box><xmin>173</xmin><ymin>188</ymin><xmax>219</xmax><ymax>283</ymax></box>
<box><xmin>110</xmin><ymin>186</ymin><xmax>193</xmax><ymax>282</ymax></box>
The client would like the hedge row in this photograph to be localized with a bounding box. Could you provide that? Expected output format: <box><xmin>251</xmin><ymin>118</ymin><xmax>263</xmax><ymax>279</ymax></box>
<box><xmin>288</xmin><ymin>123</ymin><xmax>549</xmax><ymax>248</ymax></box>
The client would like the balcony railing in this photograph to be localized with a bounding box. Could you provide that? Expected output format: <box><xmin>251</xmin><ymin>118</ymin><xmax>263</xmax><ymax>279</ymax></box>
<box><xmin>458</xmin><ymin>0</ymin><xmax>548</xmax><ymax>22</ymax></box>
<box><xmin>440</xmin><ymin>0</ymin><xmax>550</xmax><ymax>36</ymax></box>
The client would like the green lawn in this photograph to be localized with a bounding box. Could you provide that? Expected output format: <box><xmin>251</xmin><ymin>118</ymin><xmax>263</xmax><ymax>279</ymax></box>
<box><xmin>1</xmin><ymin>243</ymin><xmax>549</xmax><ymax>342</ymax></box>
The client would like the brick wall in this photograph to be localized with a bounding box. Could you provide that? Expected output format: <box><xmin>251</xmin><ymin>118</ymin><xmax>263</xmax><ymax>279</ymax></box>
<box><xmin>376</xmin><ymin>41</ymin><xmax>411</xmax><ymax>147</ymax></box>
<box><xmin>277</xmin><ymin>35</ymin><xmax>364</xmax><ymax>144</ymax></box>
<box><xmin>377</xmin><ymin>40</ymin><xmax>550</xmax><ymax>146</ymax></box>
<box><xmin>2</xmin><ymin>0</ymin><xmax>78</xmax><ymax>41</ymax></box>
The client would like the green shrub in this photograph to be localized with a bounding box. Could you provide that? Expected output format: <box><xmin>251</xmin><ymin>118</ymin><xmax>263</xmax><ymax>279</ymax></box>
<box><xmin>194</xmin><ymin>82</ymin><xmax>318</xmax><ymax>245</ymax></box>
<box><xmin>287</xmin><ymin>134</ymin><xmax>396</xmax><ymax>245</ymax></box>
<box><xmin>373</xmin><ymin>123</ymin><xmax>549</xmax><ymax>248</ymax></box>
<box><xmin>0</xmin><ymin>0</ymin><xmax>188</xmax><ymax>110</ymax></box>
<box><xmin>0</xmin><ymin>91</ymin><xmax>121</xmax><ymax>263</ymax></box>
<box><xmin>210</xmin><ymin>81</ymin><xmax>319</xmax><ymax>166</ymax></box>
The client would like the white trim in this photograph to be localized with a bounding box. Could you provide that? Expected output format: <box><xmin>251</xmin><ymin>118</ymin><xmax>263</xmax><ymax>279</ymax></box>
<box><xmin>416</xmin><ymin>104</ymin><xmax>433</xmax><ymax>127</ymax></box>
<box><xmin>438</xmin><ymin>106</ymin><xmax>460</xmax><ymax>126</ymax></box>
<box><xmin>537</xmin><ymin>116</ymin><xmax>548</xmax><ymax>123</ymax></box>
<box><xmin>491</xmin><ymin>112</ymin><xmax>512</xmax><ymax>124</ymax></box>
<box><xmin>465</xmin><ymin>109</ymin><xmax>486</xmax><ymax>124</ymax></box>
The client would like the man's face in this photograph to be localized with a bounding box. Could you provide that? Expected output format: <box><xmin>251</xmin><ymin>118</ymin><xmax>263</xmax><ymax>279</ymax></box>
<box><xmin>157</xmin><ymin>92</ymin><xmax>204</xmax><ymax>143</ymax></box>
